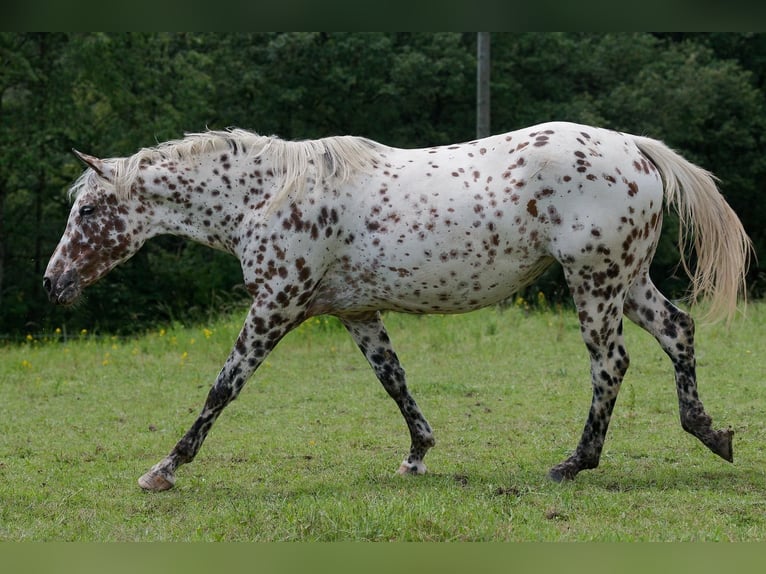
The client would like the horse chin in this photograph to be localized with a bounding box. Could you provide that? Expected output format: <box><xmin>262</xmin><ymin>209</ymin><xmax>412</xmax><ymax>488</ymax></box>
<box><xmin>55</xmin><ymin>284</ymin><xmax>82</xmax><ymax>306</ymax></box>
<box><xmin>47</xmin><ymin>270</ymin><xmax>82</xmax><ymax>306</ymax></box>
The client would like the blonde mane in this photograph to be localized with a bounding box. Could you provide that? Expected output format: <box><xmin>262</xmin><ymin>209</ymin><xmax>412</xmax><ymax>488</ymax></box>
<box><xmin>77</xmin><ymin>129</ymin><xmax>384</xmax><ymax>206</ymax></box>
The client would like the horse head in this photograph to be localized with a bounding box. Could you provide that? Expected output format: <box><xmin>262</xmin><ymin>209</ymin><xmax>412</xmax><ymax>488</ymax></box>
<box><xmin>43</xmin><ymin>150</ymin><xmax>150</xmax><ymax>305</ymax></box>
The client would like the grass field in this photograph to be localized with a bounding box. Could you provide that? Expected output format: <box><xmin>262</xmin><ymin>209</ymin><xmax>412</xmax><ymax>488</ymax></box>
<box><xmin>1</xmin><ymin>301</ymin><xmax>765</xmax><ymax>541</ymax></box>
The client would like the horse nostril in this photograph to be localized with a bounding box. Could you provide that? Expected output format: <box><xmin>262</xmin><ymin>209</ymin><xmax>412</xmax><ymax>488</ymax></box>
<box><xmin>43</xmin><ymin>277</ymin><xmax>52</xmax><ymax>294</ymax></box>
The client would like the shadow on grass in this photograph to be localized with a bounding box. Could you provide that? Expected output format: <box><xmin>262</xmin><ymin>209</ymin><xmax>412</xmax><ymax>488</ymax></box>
<box><xmin>582</xmin><ymin>464</ymin><xmax>764</xmax><ymax>494</ymax></box>
<box><xmin>154</xmin><ymin>448</ymin><xmax>764</xmax><ymax>499</ymax></box>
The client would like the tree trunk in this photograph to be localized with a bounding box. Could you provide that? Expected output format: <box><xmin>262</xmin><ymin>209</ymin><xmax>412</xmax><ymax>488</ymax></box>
<box><xmin>476</xmin><ymin>32</ymin><xmax>491</xmax><ymax>139</ymax></box>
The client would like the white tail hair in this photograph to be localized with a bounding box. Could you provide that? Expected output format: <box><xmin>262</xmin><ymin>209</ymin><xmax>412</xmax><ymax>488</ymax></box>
<box><xmin>633</xmin><ymin>135</ymin><xmax>752</xmax><ymax>323</ymax></box>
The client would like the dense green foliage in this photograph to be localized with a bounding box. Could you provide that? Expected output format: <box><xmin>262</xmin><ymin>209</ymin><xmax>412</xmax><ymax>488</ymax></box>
<box><xmin>2</xmin><ymin>33</ymin><xmax>765</xmax><ymax>336</ymax></box>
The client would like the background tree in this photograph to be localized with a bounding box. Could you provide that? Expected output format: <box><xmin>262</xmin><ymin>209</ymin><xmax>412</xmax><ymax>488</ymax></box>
<box><xmin>1</xmin><ymin>32</ymin><xmax>764</xmax><ymax>337</ymax></box>
<box><xmin>1</xmin><ymin>33</ymin><xmax>79</xmax><ymax>333</ymax></box>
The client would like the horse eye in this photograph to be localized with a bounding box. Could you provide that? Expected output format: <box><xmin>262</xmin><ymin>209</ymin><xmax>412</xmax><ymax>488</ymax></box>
<box><xmin>79</xmin><ymin>205</ymin><xmax>96</xmax><ymax>217</ymax></box>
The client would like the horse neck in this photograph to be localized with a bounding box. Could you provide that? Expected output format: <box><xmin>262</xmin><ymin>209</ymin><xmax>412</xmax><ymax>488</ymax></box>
<box><xmin>141</xmin><ymin>156</ymin><xmax>255</xmax><ymax>254</ymax></box>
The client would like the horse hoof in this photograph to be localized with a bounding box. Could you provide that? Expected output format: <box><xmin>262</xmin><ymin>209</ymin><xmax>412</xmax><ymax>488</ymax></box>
<box><xmin>138</xmin><ymin>469</ymin><xmax>175</xmax><ymax>491</ymax></box>
<box><xmin>711</xmin><ymin>427</ymin><xmax>734</xmax><ymax>463</ymax></box>
<box><xmin>397</xmin><ymin>461</ymin><xmax>426</xmax><ymax>475</ymax></box>
<box><xmin>689</xmin><ymin>424</ymin><xmax>735</xmax><ymax>463</ymax></box>
<box><xmin>548</xmin><ymin>467</ymin><xmax>573</xmax><ymax>483</ymax></box>
<box><xmin>548</xmin><ymin>461</ymin><xmax>579</xmax><ymax>483</ymax></box>
<box><xmin>548</xmin><ymin>468</ymin><xmax>566</xmax><ymax>483</ymax></box>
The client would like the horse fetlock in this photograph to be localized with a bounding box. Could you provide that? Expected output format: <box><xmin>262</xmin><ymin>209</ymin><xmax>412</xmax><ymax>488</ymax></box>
<box><xmin>410</xmin><ymin>439</ymin><xmax>434</xmax><ymax>461</ymax></box>
<box><xmin>680</xmin><ymin>406</ymin><xmax>712</xmax><ymax>433</ymax></box>
<box><xmin>420</xmin><ymin>433</ymin><xmax>436</xmax><ymax>455</ymax></box>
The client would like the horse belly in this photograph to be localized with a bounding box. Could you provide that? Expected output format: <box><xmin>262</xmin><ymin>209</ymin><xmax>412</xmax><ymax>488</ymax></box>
<box><xmin>315</xmin><ymin>255</ymin><xmax>553</xmax><ymax>315</ymax></box>
<box><xmin>315</xmin><ymin>204</ymin><xmax>553</xmax><ymax>315</ymax></box>
<box><xmin>388</xmin><ymin>254</ymin><xmax>554</xmax><ymax>313</ymax></box>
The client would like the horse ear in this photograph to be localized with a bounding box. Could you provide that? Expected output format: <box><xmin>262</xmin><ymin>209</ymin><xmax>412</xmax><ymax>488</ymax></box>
<box><xmin>72</xmin><ymin>149</ymin><xmax>114</xmax><ymax>181</ymax></box>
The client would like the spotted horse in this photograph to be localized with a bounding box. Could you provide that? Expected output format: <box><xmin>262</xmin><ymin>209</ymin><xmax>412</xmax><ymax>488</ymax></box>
<box><xmin>44</xmin><ymin>121</ymin><xmax>751</xmax><ymax>490</ymax></box>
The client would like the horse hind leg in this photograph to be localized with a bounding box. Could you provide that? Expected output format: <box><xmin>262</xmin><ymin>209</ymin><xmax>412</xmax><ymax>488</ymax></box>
<box><xmin>624</xmin><ymin>275</ymin><xmax>733</xmax><ymax>463</ymax></box>
<box><xmin>548</xmin><ymin>278</ymin><xmax>631</xmax><ymax>482</ymax></box>
<box><xmin>340</xmin><ymin>311</ymin><xmax>435</xmax><ymax>475</ymax></box>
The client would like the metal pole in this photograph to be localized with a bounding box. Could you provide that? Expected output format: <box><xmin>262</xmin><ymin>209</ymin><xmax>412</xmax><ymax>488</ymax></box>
<box><xmin>477</xmin><ymin>32</ymin><xmax>491</xmax><ymax>139</ymax></box>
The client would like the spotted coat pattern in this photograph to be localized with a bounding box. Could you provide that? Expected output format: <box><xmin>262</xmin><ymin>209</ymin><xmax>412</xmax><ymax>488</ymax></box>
<box><xmin>44</xmin><ymin>121</ymin><xmax>750</xmax><ymax>490</ymax></box>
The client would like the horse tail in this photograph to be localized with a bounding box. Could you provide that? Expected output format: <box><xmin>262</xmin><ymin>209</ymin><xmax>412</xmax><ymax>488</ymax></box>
<box><xmin>632</xmin><ymin>135</ymin><xmax>752</xmax><ymax>323</ymax></box>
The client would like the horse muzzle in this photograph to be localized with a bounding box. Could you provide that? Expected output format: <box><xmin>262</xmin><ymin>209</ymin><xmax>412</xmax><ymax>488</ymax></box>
<box><xmin>43</xmin><ymin>269</ymin><xmax>81</xmax><ymax>306</ymax></box>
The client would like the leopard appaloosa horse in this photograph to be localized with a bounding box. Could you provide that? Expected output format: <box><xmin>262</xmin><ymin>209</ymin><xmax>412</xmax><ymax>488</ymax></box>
<box><xmin>44</xmin><ymin>122</ymin><xmax>751</xmax><ymax>490</ymax></box>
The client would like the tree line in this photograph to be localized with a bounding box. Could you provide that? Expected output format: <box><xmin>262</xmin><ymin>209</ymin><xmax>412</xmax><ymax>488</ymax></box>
<box><xmin>1</xmin><ymin>32</ymin><xmax>765</xmax><ymax>336</ymax></box>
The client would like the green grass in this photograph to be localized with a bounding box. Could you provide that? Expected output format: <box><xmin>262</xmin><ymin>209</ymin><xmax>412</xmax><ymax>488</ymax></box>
<box><xmin>1</xmin><ymin>301</ymin><xmax>766</xmax><ymax>541</ymax></box>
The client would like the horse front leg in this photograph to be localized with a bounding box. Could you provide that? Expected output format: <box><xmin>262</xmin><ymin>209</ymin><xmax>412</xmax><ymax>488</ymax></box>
<box><xmin>138</xmin><ymin>304</ymin><xmax>298</xmax><ymax>491</ymax></box>
<box><xmin>340</xmin><ymin>311</ymin><xmax>435</xmax><ymax>474</ymax></box>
